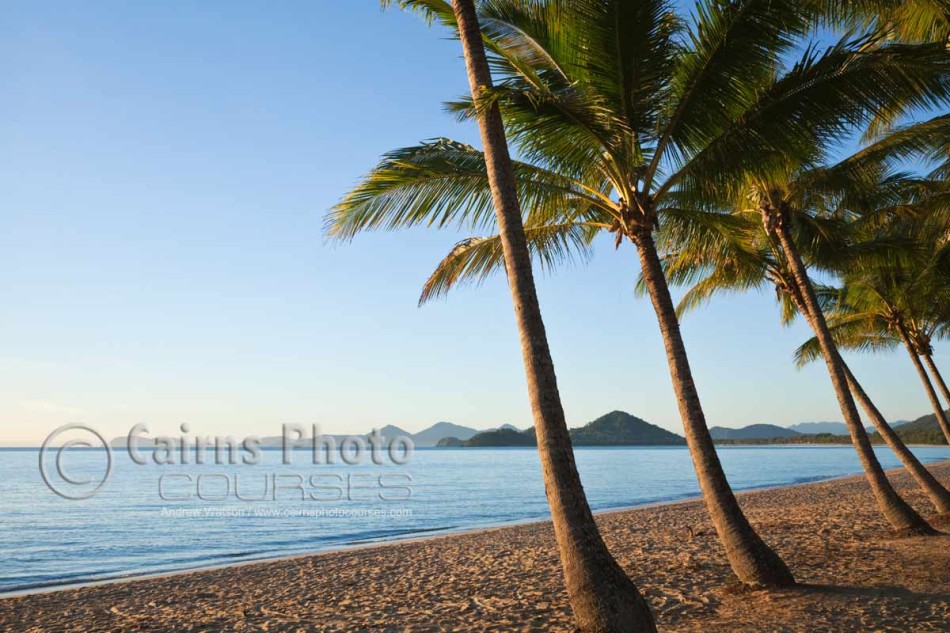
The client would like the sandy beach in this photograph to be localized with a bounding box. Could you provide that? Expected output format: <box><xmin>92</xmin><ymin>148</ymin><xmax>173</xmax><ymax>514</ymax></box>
<box><xmin>2</xmin><ymin>461</ymin><xmax>949</xmax><ymax>632</ymax></box>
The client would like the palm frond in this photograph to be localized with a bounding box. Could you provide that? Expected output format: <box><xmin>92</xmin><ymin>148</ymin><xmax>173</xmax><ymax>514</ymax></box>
<box><xmin>381</xmin><ymin>0</ymin><xmax>455</xmax><ymax>26</ymax></box>
<box><xmin>793</xmin><ymin>314</ymin><xmax>899</xmax><ymax>367</ymax></box>
<box><xmin>665</xmin><ymin>36</ymin><xmax>950</xmax><ymax>203</ymax></box>
<box><xmin>326</xmin><ymin>139</ymin><xmax>610</xmax><ymax>241</ymax></box>
<box><xmin>651</xmin><ymin>0</ymin><xmax>810</xmax><ymax>184</ymax></box>
<box><xmin>419</xmin><ymin>221</ymin><xmax>598</xmax><ymax>304</ymax></box>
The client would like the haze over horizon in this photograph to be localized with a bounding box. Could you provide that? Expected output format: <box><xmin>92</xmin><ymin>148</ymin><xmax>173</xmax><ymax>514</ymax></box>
<box><xmin>2</xmin><ymin>2</ymin><xmax>947</xmax><ymax>445</ymax></box>
<box><xmin>0</xmin><ymin>408</ymin><xmax>937</xmax><ymax>447</ymax></box>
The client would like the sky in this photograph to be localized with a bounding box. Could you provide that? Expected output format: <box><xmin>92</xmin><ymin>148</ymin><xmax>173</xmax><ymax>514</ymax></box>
<box><xmin>0</xmin><ymin>1</ymin><xmax>946</xmax><ymax>444</ymax></box>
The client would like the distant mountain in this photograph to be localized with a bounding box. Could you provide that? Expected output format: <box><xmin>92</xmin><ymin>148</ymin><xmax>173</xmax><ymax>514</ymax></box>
<box><xmin>113</xmin><ymin>422</ymin><xmax>496</xmax><ymax>451</ymax></box>
<box><xmin>453</xmin><ymin>411</ymin><xmax>685</xmax><ymax>447</ymax></box>
<box><xmin>715</xmin><ymin>411</ymin><xmax>947</xmax><ymax>446</ymax></box>
<box><xmin>379</xmin><ymin>424</ymin><xmax>411</xmax><ymax>438</ymax></box>
<box><xmin>465</xmin><ymin>427</ymin><xmax>537</xmax><ymax>447</ymax></box>
<box><xmin>875</xmin><ymin>411</ymin><xmax>947</xmax><ymax>445</ymax></box>
<box><xmin>710</xmin><ymin>424</ymin><xmax>801</xmax><ymax>440</ymax></box>
<box><xmin>571</xmin><ymin>411</ymin><xmax>685</xmax><ymax>445</ymax></box>
<box><xmin>435</xmin><ymin>436</ymin><xmax>466</xmax><ymax>447</ymax></box>
<box><xmin>787</xmin><ymin>422</ymin><xmax>849</xmax><ymax>435</ymax></box>
<box><xmin>411</xmin><ymin>422</ymin><xmax>479</xmax><ymax>447</ymax></box>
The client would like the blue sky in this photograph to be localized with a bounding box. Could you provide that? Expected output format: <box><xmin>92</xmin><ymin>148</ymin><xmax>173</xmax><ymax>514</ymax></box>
<box><xmin>0</xmin><ymin>2</ymin><xmax>945</xmax><ymax>443</ymax></box>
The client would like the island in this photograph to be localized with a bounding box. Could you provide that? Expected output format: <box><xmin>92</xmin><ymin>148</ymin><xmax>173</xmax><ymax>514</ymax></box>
<box><xmin>441</xmin><ymin>411</ymin><xmax>686</xmax><ymax>447</ymax></box>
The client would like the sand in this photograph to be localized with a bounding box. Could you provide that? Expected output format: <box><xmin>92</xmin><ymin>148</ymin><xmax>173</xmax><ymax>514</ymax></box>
<box><xmin>2</xmin><ymin>461</ymin><xmax>949</xmax><ymax>632</ymax></box>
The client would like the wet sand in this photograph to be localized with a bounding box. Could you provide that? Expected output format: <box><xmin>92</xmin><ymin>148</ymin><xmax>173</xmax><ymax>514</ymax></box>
<box><xmin>2</xmin><ymin>461</ymin><xmax>949</xmax><ymax>632</ymax></box>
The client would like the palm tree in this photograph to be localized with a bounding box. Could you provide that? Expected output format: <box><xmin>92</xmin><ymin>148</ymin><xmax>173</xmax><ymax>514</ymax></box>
<box><xmin>792</xmin><ymin>297</ymin><xmax>950</xmax><ymax>511</ymax></box>
<box><xmin>753</xmin><ymin>195</ymin><xmax>924</xmax><ymax>535</ymax></box>
<box><xmin>656</xmin><ymin>170</ymin><xmax>950</xmax><ymax>517</ymax></box>
<box><xmin>343</xmin><ymin>3</ymin><xmax>657</xmax><ymax>630</ymax></box>
<box><xmin>658</xmin><ymin>156</ymin><xmax>940</xmax><ymax>534</ymax></box>
<box><xmin>800</xmin><ymin>111</ymin><xmax>950</xmax><ymax>424</ymax></box>
<box><xmin>755</xmin><ymin>223</ymin><xmax>941</xmax><ymax>534</ymax></box>
<box><xmin>904</xmin><ymin>324</ymin><xmax>950</xmax><ymax>442</ymax></box>
<box><xmin>792</xmin><ymin>221</ymin><xmax>950</xmax><ymax>445</ymax></box>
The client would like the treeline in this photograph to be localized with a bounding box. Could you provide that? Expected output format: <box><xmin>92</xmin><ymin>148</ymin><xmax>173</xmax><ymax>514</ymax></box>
<box><xmin>715</xmin><ymin>413</ymin><xmax>947</xmax><ymax>446</ymax></box>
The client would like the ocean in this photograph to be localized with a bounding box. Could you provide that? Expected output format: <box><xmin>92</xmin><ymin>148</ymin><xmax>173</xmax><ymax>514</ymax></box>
<box><xmin>2</xmin><ymin>444</ymin><xmax>948</xmax><ymax>594</ymax></box>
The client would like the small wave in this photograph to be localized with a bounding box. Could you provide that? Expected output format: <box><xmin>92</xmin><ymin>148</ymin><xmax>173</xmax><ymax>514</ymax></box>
<box><xmin>344</xmin><ymin>525</ymin><xmax>458</xmax><ymax>544</ymax></box>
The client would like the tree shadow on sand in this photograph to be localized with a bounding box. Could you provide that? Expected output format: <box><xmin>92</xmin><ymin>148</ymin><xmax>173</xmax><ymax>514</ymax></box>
<box><xmin>794</xmin><ymin>582</ymin><xmax>946</xmax><ymax>600</ymax></box>
<box><xmin>757</xmin><ymin>582</ymin><xmax>950</xmax><ymax>630</ymax></box>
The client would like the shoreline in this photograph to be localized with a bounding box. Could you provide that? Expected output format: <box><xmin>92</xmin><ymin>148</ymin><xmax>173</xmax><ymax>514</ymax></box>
<box><xmin>5</xmin><ymin>458</ymin><xmax>948</xmax><ymax>600</ymax></box>
<box><xmin>2</xmin><ymin>461</ymin><xmax>950</xmax><ymax>631</ymax></box>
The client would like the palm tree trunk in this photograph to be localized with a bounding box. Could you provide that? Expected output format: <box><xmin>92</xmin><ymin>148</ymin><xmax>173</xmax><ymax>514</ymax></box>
<box><xmin>922</xmin><ymin>353</ymin><xmax>950</xmax><ymax>413</ymax></box>
<box><xmin>895</xmin><ymin>324</ymin><xmax>950</xmax><ymax>445</ymax></box>
<box><xmin>770</xmin><ymin>212</ymin><xmax>935</xmax><ymax>535</ymax></box>
<box><xmin>844</xmin><ymin>364</ymin><xmax>950</xmax><ymax>514</ymax></box>
<box><xmin>635</xmin><ymin>230</ymin><xmax>795</xmax><ymax>586</ymax></box>
<box><xmin>776</xmin><ymin>269</ymin><xmax>950</xmax><ymax>515</ymax></box>
<box><xmin>452</xmin><ymin>3</ymin><xmax>656</xmax><ymax>630</ymax></box>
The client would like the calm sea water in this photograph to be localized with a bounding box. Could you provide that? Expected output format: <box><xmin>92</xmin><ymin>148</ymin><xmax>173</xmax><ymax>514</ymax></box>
<box><xmin>1</xmin><ymin>444</ymin><xmax>948</xmax><ymax>594</ymax></box>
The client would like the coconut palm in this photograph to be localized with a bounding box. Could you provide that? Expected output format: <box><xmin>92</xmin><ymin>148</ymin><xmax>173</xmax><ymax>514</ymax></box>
<box><xmin>794</xmin><ymin>283</ymin><xmax>950</xmax><ymax>447</ymax></box>
<box><xmin>688</xmin><ymin>161</ymin><xmax>934</xmax><ymax>535</ymax></box>
<box><xmin>345</xmin><ymin>2</ymin><xmax>658</xmax><ymax>630</ymax></box>
<box><xmin>664</xmin><ymin>170</ymin><xmax>950</xmax><ymax>516</ymax></box>
<box><xmin>789</xmin><ymin>113</ymin><xmax>950</xmax><ymax>443</ymax></box>
<box><xmin>663</xmin><ymin>144</ymin><xmax>950</xmax><ymax>534</ymax></box>
<box><xmin>904</xmin><ymin>251</ymin><xmax>950</xmax><ymax>414</ymax></box>
<box><xmin>793</xmin><ymin>220</ymin><xmax>950</xmax><ymax>445</ymax></box>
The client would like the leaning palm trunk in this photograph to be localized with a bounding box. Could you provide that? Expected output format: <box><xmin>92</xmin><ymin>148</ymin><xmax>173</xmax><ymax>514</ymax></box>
<box><xmin>636</xmin><ymin>229</ymin><xmax>795</xmax><ymax>586</ymax></box>
<box><xmin>779</xmin><ymin>257</ymin><xmax>950</xmax><ymax>515</ymax></box>
<box><xmin>922</xmin><ymin>353</ymin><xmax>950</xmax><ymax>415</ymax></box>
<box><xmin>895</xmin><ymin>324</ymin><xmax>950</xmax><ymax>444</ymax></box>
<box><xmin>767</xmin><ymin>207</ymin><xmax>935</xmax><ymax>535</ymax></box>
<box><xmin>844</xmin><ymin>365</ymin><xmax>950</xmax><ymax>514</ymax></box>
<box><xmin>452</xmin><ymin>2</ymin><xmax>656</xmax><ymax>631</ymax></box>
